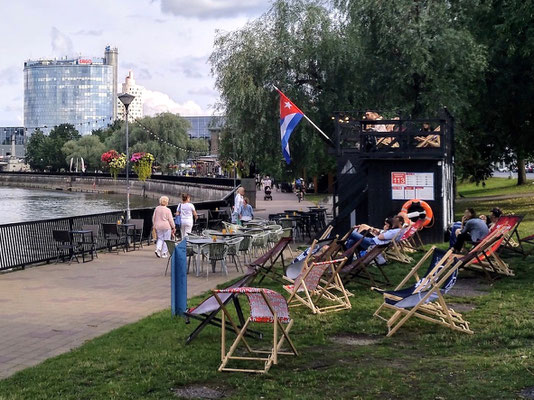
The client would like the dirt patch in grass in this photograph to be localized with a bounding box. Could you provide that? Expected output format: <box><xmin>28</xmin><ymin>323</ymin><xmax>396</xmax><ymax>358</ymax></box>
<box><xmin>520</xmin><ymin>387</ymin><xmax>534</xmax><ymax>399</ymax></box>
<box><xmin>448</xmin><ymin>302</ymin><xmax>477</xmax><ymax>312</ymax></box>
<box><xmin>448</xmin><ymin>277</ymin><xmax>491</xmax><ymax>298</ymax></box>
<box><xmin>330</xmin><ymin>333</ymin><xmax>381</xmax><ymax>346</ymax></box>
<box><xmin>173</xmin><ymin>384</ymin><xmax>230</xmax><ymax>399</ymax></box>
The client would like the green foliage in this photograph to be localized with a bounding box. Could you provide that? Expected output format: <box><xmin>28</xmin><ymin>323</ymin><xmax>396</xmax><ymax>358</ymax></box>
<box><xmin>210</xmin><ymin>0</ymin><xmax>338</xmax><ymax>179</ymax></box>
<box><xmin>210</xmin><ymin>0</ymin><xmax>487</xmax><ymax>181</ymax></box>
<box><xmin>91</xmin><ymin>120</ymin><xmax>122</xmax><ymax>143</ymax></box>
<box><xmin>62</xmin><ymin>135</ymin><xmax>106</xmax><ymax>172</ymax></box>
<box><xmin>105</xmin><ymin>113</ymin><xmax>208</xmax><ymax>172</ymax></box>
<box><xmin>461</xmin><ymin>0</ymin><xmax>534</xmax><ymax>184</ymax></box>
<box><xmin>24</xmin><ymin>129</ymin><xmax>48</xmax><ymax>170</ymax></box>
<box><xmin>25</xmin><ymin>124</ymin><xmax>81</xmax><ymax>171</ymax></box>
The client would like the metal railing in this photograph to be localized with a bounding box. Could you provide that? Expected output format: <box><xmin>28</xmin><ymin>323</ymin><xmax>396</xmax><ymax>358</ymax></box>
<box><xmin>0</xmin><ymin>189</ymin><xmax>237</xmax><ymax>271</ymax></box>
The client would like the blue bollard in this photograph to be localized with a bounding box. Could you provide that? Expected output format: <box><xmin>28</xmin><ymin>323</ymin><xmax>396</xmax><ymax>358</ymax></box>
<box><xmin>171</xmin><ymin>239</ymin><xmax>187</xmax><ymax>317</ymax></box>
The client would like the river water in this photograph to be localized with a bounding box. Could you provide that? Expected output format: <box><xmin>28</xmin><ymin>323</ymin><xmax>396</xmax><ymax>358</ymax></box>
<box><xmin>0</xmin><ymin>187</ymin><xmax>156</xmax><ymax>224</ymax></box>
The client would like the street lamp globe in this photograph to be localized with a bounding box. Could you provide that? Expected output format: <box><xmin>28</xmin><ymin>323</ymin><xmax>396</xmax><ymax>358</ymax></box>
<box><xmin>118</xmin><ymin>93</ymin><xmax>135</xmax><ymax>108</ymax></box>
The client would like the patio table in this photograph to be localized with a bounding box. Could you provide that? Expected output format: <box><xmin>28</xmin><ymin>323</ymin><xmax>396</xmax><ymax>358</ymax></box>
<box><xmin>186</xmin><ymin>237</ymin><xmax>229</xmax><ymax>277</ymax></box>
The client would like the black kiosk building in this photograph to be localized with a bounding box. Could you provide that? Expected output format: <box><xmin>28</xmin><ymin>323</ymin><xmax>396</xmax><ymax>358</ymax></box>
<box><xmin>331</xmin><ymin>109</ymin><xmax>455</xmax><ymax>244</ymax></box>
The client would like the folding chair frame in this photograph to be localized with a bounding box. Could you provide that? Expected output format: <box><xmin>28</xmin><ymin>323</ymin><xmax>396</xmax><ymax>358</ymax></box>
<box><xmin>214</xmin><ymin>289</ymin><xmax>298</xmax><ymax>374</ymax></box>
<box><xmin>284</xmin><ymin>257</ymin><xmax>351</xmax><ymax>314</ymax></box>
<box><xmin>374</xmin><ymin>247</ymin><xmax>473</xmax><ymax>336</ymax></box>
<box><xmin>185</xmin><ymin>274</ymin><xmax>261</xmax><ymax>344</ymax></box>
<box><xmin>341</xmin><ymin>244</ymin><xmax>391</xmax><ymax>288</ymax></box>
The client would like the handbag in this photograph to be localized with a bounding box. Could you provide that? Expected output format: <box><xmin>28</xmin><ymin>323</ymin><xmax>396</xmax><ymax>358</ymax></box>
<box><xmin>174</xmin><ymin>204</ymin><xmax>182</xmax><ymax>227</ymax></box>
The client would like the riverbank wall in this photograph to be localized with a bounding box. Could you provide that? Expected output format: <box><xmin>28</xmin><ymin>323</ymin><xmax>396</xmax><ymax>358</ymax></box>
<box><xmin>0</xmin><ymin>173</ymin><xmax>237</xmax><ymax>204</ymax></box>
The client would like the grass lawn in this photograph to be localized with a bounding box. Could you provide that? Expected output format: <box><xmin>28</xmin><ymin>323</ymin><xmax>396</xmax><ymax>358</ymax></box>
<box><xmin>1</xmin><ymin>186</ymin><xmax>533</xmax><ymax>399</ymax></box>
<box><xmin>457</xmin><ymin>177</ymin><xmax>534</xmax><ymax>198</ymax></box>
<box><xmin>1</xmin><ymin>250</ymin><xmax>533</xmax><ymax>399</ymax></box>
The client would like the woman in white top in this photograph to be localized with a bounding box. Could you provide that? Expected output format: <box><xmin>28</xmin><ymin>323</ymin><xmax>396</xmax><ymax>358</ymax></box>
<box><xmin>232</xmin><ymin>187</ymin><xmax>245</xmax><ymax>224</ymax></box>
<box><xmin>176</xmin><ymin>193</ymin><xmax>197</xmax><ymax>238</ymax></box>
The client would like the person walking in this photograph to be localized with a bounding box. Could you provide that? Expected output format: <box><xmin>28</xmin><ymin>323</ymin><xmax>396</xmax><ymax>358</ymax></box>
<box><xmin>176</xmin><ymin>193</ymin><xmax>197</xmax><ymax>238</ymax></box>
<box><xmin>152</xmin><ymin>196</ymin><xmax>176</xmax><ymax>258</ymax></box>
<box><xmin>232</xmin><ymin>186</ymin><xmax>245</xmax><ymax>224</ymax></box>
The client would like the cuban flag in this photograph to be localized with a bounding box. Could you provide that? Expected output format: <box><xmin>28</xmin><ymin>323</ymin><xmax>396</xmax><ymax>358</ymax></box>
<box><xmin>278</xmin><ymin>89</ymin><xmax>304</xmax><ymax>164</ymax></box>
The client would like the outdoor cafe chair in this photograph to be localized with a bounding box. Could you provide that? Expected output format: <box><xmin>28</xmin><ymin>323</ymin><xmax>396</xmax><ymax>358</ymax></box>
<box><xmin>213</xmin><ymin>287</ymin><xmax>298</xmax><ymax>373</ymax></box>
<box><xmin>52</xmin><ymin>229</ymin><xmax>80</xmax><ymax>264</ymax></box>
<box><xmin>251</xmin><ymin>232</ymin><xmax>270</xmax><ymax>257</ymax></box>
<box><xmin>102</xmin><ymin>223</ymin><xmax>126</xmax><ymax>253</ymax></box>
<box><xmin>127</xmin><ymin>218</ymin><xmax>144</xmax><ymax>250</ymax></box>
<box><xmin>238</xmin><ymin>234</ymin><xmax>253</xmax><ymax>264</ymax></box>
<box><xmin>226</xmin><ymin>236</ymin><xmax>245</xmax><ymax>272</ymax></box>
<box><xmin>80</xmin><ymin>224</ymin><xmax>99</xmax><ymax>259</ymax></box>
<box><xmin>200</xmin><ymin>242</ymin><xmax>229</xmax><ymax>277</ymax></box>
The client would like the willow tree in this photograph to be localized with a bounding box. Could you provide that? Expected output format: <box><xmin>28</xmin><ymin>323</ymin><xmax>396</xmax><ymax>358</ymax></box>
<box><xmin>105</xmin><ymin>113</ymin><xmax>208</xmax><ymax>171</ymax></box>
<box><xmin>210</xmin><ymin>0</ymin><xmax>340</xmax><ymax>180</ymax></box>
<box><xmin>211</xmin><ymin>0</ymin><xmax>488</xmax><ymax>183</ymax></box>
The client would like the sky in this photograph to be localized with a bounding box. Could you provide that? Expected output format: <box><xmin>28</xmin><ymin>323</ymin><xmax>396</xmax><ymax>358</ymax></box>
<box><xmin>0</xmin><ymin>0</ymin><xmax>271</xmax><ymax>126</ymax></box>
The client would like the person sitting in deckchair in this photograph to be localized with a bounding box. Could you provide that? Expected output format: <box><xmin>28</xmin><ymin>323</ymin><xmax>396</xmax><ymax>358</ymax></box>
<box><xmin>479</xmin><ymin>207</ymin><xmax>503</xmax><ymax>230</ymax></box>
<box><xmin>345</xmin><ymin>216</ymin><xmax>403</xmax><ymax>251</ymax></box>
<box><xmin>452</xmin><ymin>208</ymin><xmax>489</xmax><ymax>253</ymax></box>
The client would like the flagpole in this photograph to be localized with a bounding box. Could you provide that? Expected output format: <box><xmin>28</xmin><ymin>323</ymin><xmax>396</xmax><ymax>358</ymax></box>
<box><xmin>273</xmin><ymin>85</ymin><xmax>334</xmax><ymax>146</ymax></box>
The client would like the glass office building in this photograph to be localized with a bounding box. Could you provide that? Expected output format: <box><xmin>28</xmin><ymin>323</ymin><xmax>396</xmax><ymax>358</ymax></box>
<box><xmin>1</xmin><ymin>127</ymin><xmax>25</xmax><ymax>145</ymax></box>
<box><xmin>24</xmin><ymin>47</ymin><xmax>118</xmax><ymax>135</ymax></box>
<box><xmin>183</xmin><ymin>116</ymin><xmax>224</xmax><ymax>139</ymax></box>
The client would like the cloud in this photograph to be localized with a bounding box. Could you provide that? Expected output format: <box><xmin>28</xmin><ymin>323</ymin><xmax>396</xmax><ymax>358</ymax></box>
<box><xmin>188</xmin><ymin>87</ymin><xmax>217</xmax><ymax>96</ymax></box>
<box><xmin>73</xmin><ymin>29</ymin><xmax>103</xmax><ymax>36</ymax></box>
<box><xmin>0</xmin><ymin>66</ymin><xmax>20</xmax><ymax>86</ymax></box>
<box><xmin>51</xmin><ymin>27</ymin><xmax>74</xmax><ymax>57</ymax></box>
<box><xmin>143</xmin><ymin>89</ymin><xmax>204</xmax><ymax>116</ymax></box>
<box><xmin>159</xmin><ymin>0</ymin><xmax>268</xmax><ymax>19</ymax></box>
<box><xmin>170</xmin><ymin>55</ymin><xmax>208</xmax><ymax>78</ymax></box>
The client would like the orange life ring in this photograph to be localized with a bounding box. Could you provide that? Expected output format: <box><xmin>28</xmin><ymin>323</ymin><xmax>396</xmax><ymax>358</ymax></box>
<box><xmin>401</xmin><ymin>199</ymin><xmax>433</xmax><ymax>227</ymax></box>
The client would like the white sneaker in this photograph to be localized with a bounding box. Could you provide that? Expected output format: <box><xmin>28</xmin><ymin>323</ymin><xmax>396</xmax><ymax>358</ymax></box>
<box><xmin>161</xmin><ymin>253</ymin><xmax>168</xmax><ymax>258</ymax></box>
<box><xmin>155</xmin><ymin>249</ymin><xmax>161</xmax><ymax>258</ymax></box>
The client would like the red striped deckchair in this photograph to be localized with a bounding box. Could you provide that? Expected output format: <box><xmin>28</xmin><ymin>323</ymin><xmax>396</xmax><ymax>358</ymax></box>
<box><xmin>214</xmin><ymin>287</ymin><xmax>298</xmax><ymax>373</ymax></box>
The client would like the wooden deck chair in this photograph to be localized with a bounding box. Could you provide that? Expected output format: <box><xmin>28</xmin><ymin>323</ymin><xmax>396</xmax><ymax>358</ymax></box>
<box><xmin>214</xmin><ymin>287</ymin><xmax>298</xmax><ymax>374</ymax></box>
<box><xmin>184</xmin><ymin>273</ymin><xmax>260</xmax><ymax>344</ymax></box>
<box><xmin>283</xmin><ymin>257</ymin><xmax>351</xmax><ymax>314</ymax></box>
<box><xmin>491</xmin><ymin>215</ymin><xmax>524</xmax><ymax>255</ymax></box>
<box><xmin>519</xmin><ymin>232</ymin><xmax>534</xmax><ymax>258</ymax></box>
<box><xmin>249</xmin><ymin>237</ymin><xmax>292</xmax><ymax>284</ymax></box>
<box><xmin>340</xmin><ymin>244</ymin><xmax>391</xmax><ymax>287</ymax></box>
<box><xmin>385</xmin><ymin>220</ymin><xmax>425</xmax><ymax>264</ymax></box>
<box><xmin>372</xmin><ymin>247</ymin><xmax>468</xmax><ymax>336</ymax></box>
<box><xmin>372</xmin><ymin>235</ymin><xmax>502</xmax><ymax>337</ymax></box>
<box><xmin>415</xmin><ymin>126</ymin><xmax>441</xmax><ymax>148</ymax></box>
<box><xmin>465</xmin><ymin>227</ymin><xmax>514</xmax><ymax>278</ymax></box>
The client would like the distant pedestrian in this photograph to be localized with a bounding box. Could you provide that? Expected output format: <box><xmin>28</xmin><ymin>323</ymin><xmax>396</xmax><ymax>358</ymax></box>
<box><xmin>240</xmin><ymin>197</ymin><xmax>254</xmax><ymax>222</ymax></box>
<box><xmin>152</xmin><ymin>196</ymin><xmax>175</xmax><ymax>258</ymax></box>
<box><xmin>176</xmin><ymin>193</ymin><xmax>197</xmax><ymax>239</ymax></box>
<box><xmin>232</xmin><ymin>186</ymin><xmax>245</xmax><ymax>224</ymax></box>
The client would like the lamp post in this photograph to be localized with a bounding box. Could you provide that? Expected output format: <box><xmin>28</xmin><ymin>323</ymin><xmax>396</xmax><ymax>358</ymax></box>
<box><xmin>118</xmin><ymin>92</ymin><xmax>135</xmax><ymax>222</ymax></box>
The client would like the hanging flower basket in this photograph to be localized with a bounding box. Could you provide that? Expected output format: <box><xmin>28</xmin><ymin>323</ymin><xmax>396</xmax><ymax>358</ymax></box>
<box><xmin>101</xmin><ymin>150</ymin><xmax>126</xmax><ymax>180</ymax></box>
<box><xmin>130</xmin><ymin>152</ymin><xmax>155</xmax><ymax>181</ymax></box>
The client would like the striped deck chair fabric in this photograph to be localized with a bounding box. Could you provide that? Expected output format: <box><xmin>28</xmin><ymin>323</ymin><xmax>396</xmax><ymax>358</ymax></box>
<box><xmin>185</xmin><ymin>273</ymin><xmax>258</xmax><ymax>344</ymax></box>
<box><xmin>373</xmin><ymin>247</ymin><xmax>470</xmax><ymax>336</ymax></box>
<box><xmin>467</xmin><ymin>225</ymin><xmax>514</xmax><ymax>277</ymax></box>
<box><xmin>284</xmin><ymin>257</ymin><xmax>351</xmax><ymax>314</ymax></box>
<box><xmin>213</xmin><ymin>287</ymin><xmax>298</xmax><ymax>374</ymax></box>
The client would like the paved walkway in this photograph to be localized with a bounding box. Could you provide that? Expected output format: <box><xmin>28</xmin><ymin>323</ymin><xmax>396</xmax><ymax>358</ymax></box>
<box><xmin>0</xmin><ymin>190</ymin><xmax>318</xmax><ymax>380</ymax></box>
